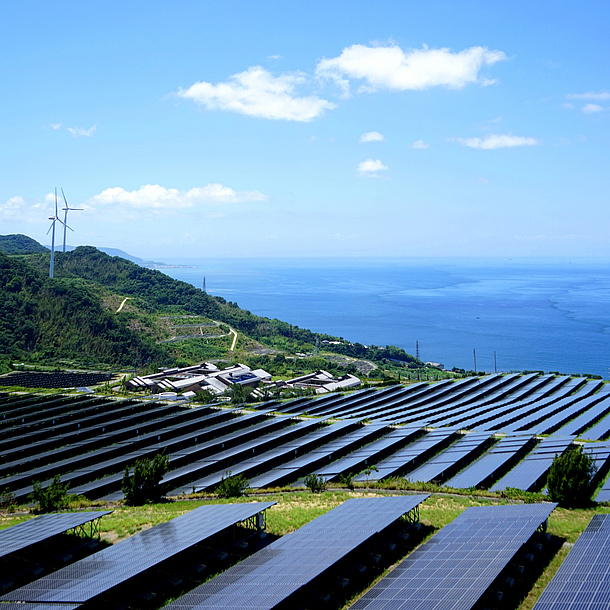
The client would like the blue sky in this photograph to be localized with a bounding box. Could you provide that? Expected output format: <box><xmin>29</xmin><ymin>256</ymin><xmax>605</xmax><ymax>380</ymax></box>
<box><xmin>1</xmin><ymin>0</ymin><xmax>609</xmax><ymax>259</ymax></box>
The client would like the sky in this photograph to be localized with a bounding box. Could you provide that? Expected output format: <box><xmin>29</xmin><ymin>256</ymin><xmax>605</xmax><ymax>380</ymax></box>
<box><xmin>1</xmin><ymin>0</ymin><xmax>609</xmax><ymax>259</ymax></box>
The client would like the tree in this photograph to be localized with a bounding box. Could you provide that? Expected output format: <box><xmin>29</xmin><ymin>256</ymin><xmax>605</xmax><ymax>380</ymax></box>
<box><xmin>29</xmin><ymin>475</ymin><xmax>71</xmax><ymax>512</ymax></box>
<box><xmin>547</xmin><ymin>445</ymin><xmax>597</xmax><ymax>508</ymax></box>
<box><xmin>122</xmin><ymin>453</ymin><xmax>170</xmax><ymax>505</ymax></box>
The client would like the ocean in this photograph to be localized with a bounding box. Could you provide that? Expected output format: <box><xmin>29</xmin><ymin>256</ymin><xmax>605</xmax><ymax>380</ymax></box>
<box><xmin>156</xmin><ymin>257</ymin><xmax>610</xmax><ymax>379</ymax></box>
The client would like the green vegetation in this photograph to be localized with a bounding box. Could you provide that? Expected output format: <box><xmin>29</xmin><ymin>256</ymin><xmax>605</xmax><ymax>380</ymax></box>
<box><xmin>547</xmin><ymin>445</ymin><xmax>597</xmax><ymax>508</ymax></box>
<box><xmin>303</xmin><ymin>473</ymin><xmax>328</xmax><ymax>493</ymax></box>
<box><xmin>214</xmin><ymin>471</ymin><xmax>250</xmax><ymax>498</ymax></box>
<box><xmin>122</xmin><ymin>453</ymin><xmax>170</xmax><ymax>505</ymax></box>
<box><xmin>28</xmin><ymin>474</ymin><xmax>71</xmax><ymax>513</ymax></box>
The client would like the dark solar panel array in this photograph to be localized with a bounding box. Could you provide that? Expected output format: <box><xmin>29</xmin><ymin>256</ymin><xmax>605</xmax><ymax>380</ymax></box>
<box><xmin>578</xmin><ymin>406</ymin><xmax>610</xmax><ymax>441</ymax></box>
<box><xmin>404</xmin><ymin>431</ymin><xmax>493</xmax><ymax>484</ymax></box>
<box><xmin>6</xmin><ymin>406</ymin><xmax>266</xmax><ymax>501</ymax></box>
<box><xmin>459</xmin><ymin>376</ymin><xmax>577</xmax><ymax>432</ymax></box>
<box><xmin>432</xmin><ymin>375</ymin><xmax>563</xmax><ymax>430</ymax></box>
<box><xmin>0</xmin><ymin>404</ymin><xmax>241</xmax><ymax>486</ymax></box>
<box><xmin>164</xmin><ymin>495</ymin><xmax>429</xmax><ymax>610</ymax></box>
<box><xmin>3</xmin><ymin>374</ymin><xmax>609</xmax><ymax>504</ymax></box>
<box><xmin>2</xmin><ymin>602</ymin><xmax>81</xmax><ymax>610</ymax></box>
<box><xmin>490</xmin><ymin>436</ymin><xmax>575</xmax><ymax>492</ymax></box>
<box><xmin>1</xmin><ymin>503</ymin><xmax>275</xmax><ymax>607</ymax></box>
<box><xmin>444</xmin><ymin>434</ymin><xmax>536</xmax><ymax>489</ymax></box>
<box><xmin>247</xmin><ymin>422</ymin><xmax>388</xmax><ymax>488</ymax></box>
<box><xmin>527</xmin><ymin>386</ymin><xmax>610</xmax><ymax>435</ymax></box>
<box><xmin>314</xmin><ymin>425</ymin><xmax>424</xmax><ymax>481</ymax></box>
<box><xmin>551</xmin><ymin>387</ymin><xmax>610</xmax><ymax>436</ymax></box>
<box><xmin>352</xmin><ymin>428</ymin><xmax>459</xmax><ymax>482</ymax></box>
<box><xmin>351</xmin><ymin>503</ymin><xmax>556</xmax><ymax>610</ymax></box>
<box><xmin>72</xmin><ymin>412</ymin><xmax>303</xmax><ymax>499</ymax></box>
<box><xmin>388</xmin><ymin>373</ymin><xmax>549</xmax><ymax>427</ymax></box>
<box><xmin>0</xmin><ymin>511</ymin><xmax>112</xmax><ymax>560</ymax></box>
<box><xmin>167</xmin><ymin>419</ymin><xmax>361</xmax><ymax>495</ymax></box>
<box><xmin>533</xmin><ymin>513</ymin><xmax>610</xmax><ymax>610</ymax></box>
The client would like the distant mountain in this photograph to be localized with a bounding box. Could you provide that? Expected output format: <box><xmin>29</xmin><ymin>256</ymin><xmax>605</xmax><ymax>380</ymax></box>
<box><xmin>0</xmin><ymin>234</ymin><xmax>49</xmax><ymax>255</ymax></box>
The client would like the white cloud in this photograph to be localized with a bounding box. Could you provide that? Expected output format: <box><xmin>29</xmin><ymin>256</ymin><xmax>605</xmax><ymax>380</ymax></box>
<box><xmin>177</xmin><ymin>66</ymin><xmax>335</xmax><ymax>121</ymax></box>
<box><xmin>412</xmin><ymin>139</ymin><xmax>430</xmax><ymax>149</ymax></box>
<box><xmin>89</xmin><ymin>184</ymin><xmax>268</xmax><ymax>210</ymax></box>
<box><xmin>360</xmin><ymin>131</ymin><xmax>384</xmax><ymax>142</ymax></box>
<box><xmin>566</xmin><ymin>91</ymin><xmax>610</xmax><ymax>101</ymax></box>
<box><xmin>454</xmin><ymin>133</ymin><xmax>540</xmax><ymax>149</ymax></box>
<box><xmin>1</xmin><ymin>195</ymin><xmax>49</xmax><ymax>221</ymax></box>
<box><xmin>67</xmin><ymin>124</ymin><xmax>97</xmax><ymax>137</ymax></box>
<box><xmin>316</xmin><ymin>44</ymin><xmax>506</xmax><ymax>94</ymax></box>
<box><xmin>49</xmin><ymin>123</ymin><xmax>62</xmax><ymax>130</ymax></box>
<box><xmin>582</xmin><ymin>103</ymin><xmax>604</xmax><ymax>114</ymax></box>
<box><xmin>357</xmin><ymin>159</ymin><xmax>388</xmax><ymax>176</ymax></box>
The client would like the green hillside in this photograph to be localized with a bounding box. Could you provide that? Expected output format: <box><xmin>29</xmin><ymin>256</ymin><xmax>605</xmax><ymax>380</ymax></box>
<box><xmin>0</xmin><ymin>238</ymin><xmax>438</xmax><ymax>382</ymax></box>
<box><xmin>0</xmin><ymin>251</ymin><xmax>169</xmax><ymax>373</ymax></box>
<box><xmin>0</xmin><ymin>234</ymin><xmax>49</xmax><ymax>255</ymax></box>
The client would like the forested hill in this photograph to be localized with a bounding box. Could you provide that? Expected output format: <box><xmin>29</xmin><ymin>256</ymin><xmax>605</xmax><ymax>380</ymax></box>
<box><xmin>23</xmin><ymin>246</ymin><xmax>325</xmax><ymax>347</ymax></box>
<box><xmin>0</xmin><ymin>251</ymin><xmax>169</xmax><ymax>371</ymax></box>
<box><xmin>0</xmin><ymin>234</ymin><xmax>49</xmax><ymax>255</ymax></box>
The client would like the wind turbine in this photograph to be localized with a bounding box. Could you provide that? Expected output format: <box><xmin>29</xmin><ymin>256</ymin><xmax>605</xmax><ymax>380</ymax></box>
<box><xmin>47</xmin><ymin>188</ymin><xmax>71</xmax><ymax>278</ymax></box>
<box><xmin>60</xmin><ymin>188</ymin><xmax>82</xmax><ymax>252</ymax></box>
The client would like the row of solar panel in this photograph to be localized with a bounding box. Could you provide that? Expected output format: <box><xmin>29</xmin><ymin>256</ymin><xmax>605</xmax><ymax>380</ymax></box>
<box><xmin>3</xmin><ymin>375</ymin><xmax>609</xmax><ymax>444</ymax></box>
<box><xmin>3</xmin><ymin>375</ymin><xmax>610</xmax><ymax>501</ymax></box>
<box><xmin>1</xmin><ymin>498</ymin><xmax>558</xmax><ymax>610</ymax></box>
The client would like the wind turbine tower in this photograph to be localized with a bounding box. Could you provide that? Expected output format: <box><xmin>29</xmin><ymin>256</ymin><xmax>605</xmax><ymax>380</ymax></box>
<box><xmin>61</xmin><ymin>188</ymin><xmax>82</xmax><ymax>252</ymax></box>
<box><xmin>47</xmin><ymin>188</ymin><xmax>71</xmax><ymax>279</ymax></box>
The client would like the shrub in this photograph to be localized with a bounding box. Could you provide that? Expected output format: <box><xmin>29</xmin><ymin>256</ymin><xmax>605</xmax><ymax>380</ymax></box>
<box><xmin>29</xmin><ymin>475</ymin><xmax>71</xmax><ymax>513</ymax></box>
<box><xmin>122</xmin><ymin>453</ymin><xmax>170</xmax><ymax>505</ymax></box>
<box><xmin>0</xmin><ymin>487</ymin><xmax>17</xmax><ymax>511</ymax></box>
<box><xmin>303</xmin><ymin>473</ymin><xmax>327</xmax><ymax>493</ymax></box>
<box><xmin>337</xmin><ymin>472</ymin><xmax>354</xmax><ymax>489</ymax></box>
<box><xmin>215</xmin><ymin>471</ymin><xmax>250</xmax><ymax>498</ymax></box>
<box><xmin>547</xmin><ymin>445</ymin><xmax>597</xmax><ymax>508</ymax></box>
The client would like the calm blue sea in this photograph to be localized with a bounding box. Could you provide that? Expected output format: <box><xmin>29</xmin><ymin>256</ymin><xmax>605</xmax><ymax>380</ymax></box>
<box><xmin>157</xmin><ymin>257</ymin><xmax>610</xmax><ymax>378</ymax></box>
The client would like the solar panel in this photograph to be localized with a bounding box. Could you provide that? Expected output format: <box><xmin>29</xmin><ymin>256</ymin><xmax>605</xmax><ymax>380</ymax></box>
<box><xmin>164</xmin><ymin>495</ymin><xmax>429</xmax><ymax>609</ymax></box>
<box><xmin>353</xmin><ymin>429</ymin><xmax>458</xmax><ymax>482</ymax></box>
<box><xmin>2</xmin><ymin>602</ymin><xmax>81</xmax><ymax>610</ymax></box>
<box><xmin>405</xmin><ymin>432</ymin><xmax>493</xmax><ymax>484</ymax></box>
<box><xmin>0</xmin><ymin>511</ymin><xmax>112</xmax><ymax>560</ymax></box>
<box><xmin>351</xmin><ymin>503</ymin><xmax>556</xmax><ymax>610</ymax></box>
<box><xmin>1</xmin><ymin>503</ymin><xmax>275</xmax><ymax>606</ymax></box>
<box><xmin>490</xmin><ymin>436</ymin><xmax>575</xmax><ymax>492</ymax></box>
<box><xmin>533</xmin><ymin>513</ymin><xmax>610</xmax><ymax>610</ymax></box>
<box><xmin>443</xmin><ymin>434</ymin><xmax>535</xmax><ymax>489</ymax></box>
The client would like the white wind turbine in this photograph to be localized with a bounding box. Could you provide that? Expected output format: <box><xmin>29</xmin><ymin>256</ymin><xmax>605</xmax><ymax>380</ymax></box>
<box><xmin>47</xmin><ymin>188</ymin><xmax>71</xmax><ymax>278</ymax></box>
<box><xmin>60</xmin><ymin>188</ymin><xmax>82</xmax><ymax>252</ymax></box>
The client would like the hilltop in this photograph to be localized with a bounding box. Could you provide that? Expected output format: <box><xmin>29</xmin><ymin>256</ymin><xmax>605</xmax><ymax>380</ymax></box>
<box><xmin>0</xmin><ymin>236</ymin><xmax>443</xmax><ymax>383</ymax></box>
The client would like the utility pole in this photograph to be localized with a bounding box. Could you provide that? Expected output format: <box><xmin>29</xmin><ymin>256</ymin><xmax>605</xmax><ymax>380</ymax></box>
<box><xmin>415</xmin><ymin>340</ymin><xmax>420</xmax><ymax>361</ymax></box>
<box><xmin>494</xmin><ymin>351</ymin><xmax>497</xmax><ymax>374</ymax></box>
<box><xmin>473</xmin><ymin>348</ymin><xmax>477</xmax><ymax>372</ymax></box>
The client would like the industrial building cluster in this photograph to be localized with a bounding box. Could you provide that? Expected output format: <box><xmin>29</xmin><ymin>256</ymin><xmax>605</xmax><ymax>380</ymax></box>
<box><xmin>125</xmin><ymin>362</ymin><xmax>361</xmax><ymax>399</ymax></box>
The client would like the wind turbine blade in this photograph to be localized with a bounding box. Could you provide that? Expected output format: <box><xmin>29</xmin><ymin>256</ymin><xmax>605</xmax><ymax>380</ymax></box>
<box><xmin>56</xmin><ymin>218</ymin><xmax>73</xmax><ymax>231</ymax></box>
<box><xmin>47</xmin><ymin>220</ymin><xmax>55</xmax><ymax>235</ymax></box>
<box><xmin>55</xmin><ymin>188</ymin><xmax>58</xmax><ymax>216</ymax></box>
<box><xmin>61</xmin><ymin>188</ymin><xmax>68</xmax><ymax>206</ymax></box>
